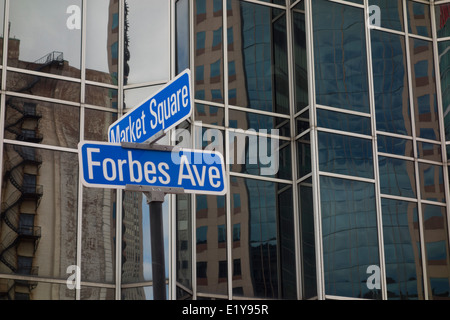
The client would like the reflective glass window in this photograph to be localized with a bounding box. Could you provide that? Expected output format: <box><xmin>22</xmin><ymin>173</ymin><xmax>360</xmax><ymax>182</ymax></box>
<box><xmin>409</xmin><ymin>38</ymin><xmax>439</xmax><ymax>141</ymax></box>
<box><xmin>318</xmin><ymin>132</ymin><xmax>374</xmax><ymax>179</ymax></box>
<box><xmin>371</xmin><ymin>30</ymin><xmax>411</xmax><ymax>136</ymax></box>
<box><xmin>320</xmin><ymin>176</ymin><xmax>380</xmax><ymax>299</ymax></box>
<box><xmin>4</xmin><ymin>96</ymin><xmax>79</xmax><ymax>149</ymax></box>
<box><xmin>313</xmin><ymin>0</ymin><xmax>369</xmax><ymax>113</ymax></box>
<box><xmin>379</xmin><ymin>156</ymin><xmax>416</xmax><ymax>198</ymax></box>
<box><xmin>229</xmin><ymin>109</ymin><xmax>290</xmax><ymax>137</ymax></box>
<box><xmin>422</xmin><ymin>204</ymin><xmax>450</xmax><ymax>300</ymax></box>
<box><xmin>81</xmin><ymin>188</ymin><xmax>116</xmax><ymax>284</ymax></box>
<box><xmin>418</xmin><ymin>163</ymin><xmax>445</xmax><ymax>203</ymax></box>
<box><xmin>407</xmin><ymin>1</ymin><xmax>432</xmax><ymax>38</ymax></box>
<box><xmin>299</xmin><ymin>181</ymin><xmax>316</xmax><ymax>299</ymax></box>
<box><xmin>435</xmin><ymin>4</ymin><xmax>450</xmax><ymax>38</ymax></box>
<box><xmin>84</xmin><ymin>108</ymin><xmax>118</xmax><ymax>144</ymax></box>
<box><xmin>382</xmin><ymin>199</ymin><xmax>422</xmax><ymax>300</ymax></box>
<box><xmin>0</xmin><ymin>0</ymin><xmax>4</xmax><ymax>62</ymax></box>
<box><xmin>297</xmin><ymin>133</ymin><xmax>311</xmax><ymax>179</ymax></box>
<box><xmin>176</xmin><ymin>193</ymin><xmax>192</xmax><ymax>291</ymax></box>
<box><xmin>227</xmin><ymin>0</ymin><xmax>289</xmax><ymax>114</ymax></box>
<box><xmin>125</xmin><ymin>0</ymin><xmax>170</xmax><ymax>84</ymax></box>
<box><xmin>231</xmin><ymin>177</ymin><xmax>296</xmax><ymax>299</ymax></box>
<box><xmin>6</xmin><ymin>71</ymin><xmax>81</xmax><ymax>103</ymax></box>
<box><xmin>86</xmin><ymin>0</ymin><xmax>119</xmax><ymax>85</ymax></box>
<box><xmin>438</xmin><ymin>40</ymin><xmax>450</xmax><ymax>141</ymax></box>
<box><xmin>417</xmin><ymin>141</ymin><xmax>442</xmax><ymax>163</ymax></box>
<box><xmin>229</xmin><ymin>131</ymin><xmax>289</xmax><ymax>179</ymax></box>
<box><xmin>195</xmin><ymin>103</ymin><xmax>225</xmax><ymax>127</ymax></box>
<box><xmin>369</xmin><ymin>0</ymin><xmax>404</xmax><ymax>31</ymax></box>
<box><xmin>292</xmin><ymin>2</ymin><xmax>308</xmax><ymax>113</ymax></box>
<box><xmin>8</xmin><ymin>0</ymin><xmax>81</xmax><ymax>78</ymax></box>
<box><xmin>1</xmin><ymin>145</ymin><xmax>78</xmax><ymax>279</ymax></box>
<box><xmin>317</xmin><ymin>109</ymin><xmax>371</xmax><ymax>135</ymax></box>
<box><xmin>195</xmin><ymin>0</ymin><xmax>224</xmax><ymax>103</ymax></box>
<box><xmin>85</xmin><ymin>85</ymin><xmax>118</xmax><ymax>109</ymax></box>
<box><xmin>377</xmin><ymin>135</ymin><xmax>413</xmax><ymax>158</ymax></box>
<box><xmin>176</xmin><ymin>0</ymin><xmax>190</xmax><ymax>74</ymax></box>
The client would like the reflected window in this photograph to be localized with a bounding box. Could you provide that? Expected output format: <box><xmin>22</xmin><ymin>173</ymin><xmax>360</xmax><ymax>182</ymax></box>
<box><xmin>313</xmin><ymin>0</ymin><xmax>369</xmax><ymax>113</ymax></box>
<box><xmin>320</xmin><ymin>176</ymin><xmax>380</xmax><ymax>299</ymax></box>
<box><xmin>126</xmin><ymin>0</ymin><xmax>170</xmax><ymax>84</ymax></box>
<box><xmin>382</xmin><ymin>199</ymin><xmax>422</xmax><ymax>300</ymax></box>
<box><xmin>371</xmin><ymin>30</ymin><xmax>411</xmax><ymax>136</ymax></box>
<box><xmin>8</xmin><ymin>0</ymin><xmax>81</xmax><ymax>78</ymax></box>
<box><xmin>86</xmin><ymin>0</ymin><xmax>119</xmax><ymax>84</ymax></box>
<box><xmin>379</xmin><ymin>156</ymin><xmax>416</xmax><ymax>198</ymax></box>
<box><xmin>318</xmin><ymin>132</ymin><xmax>373</xmax><ymax>179</ymax></box>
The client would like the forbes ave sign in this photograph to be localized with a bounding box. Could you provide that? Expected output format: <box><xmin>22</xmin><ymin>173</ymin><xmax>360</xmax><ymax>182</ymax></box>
<box><xmin>78</xmin><ymin>141</ymin><xmax>227</xmax><ymax>195</ymax></box>
<box><xmin>108</xmin><ymin>69</ymin><xmax>192</xmax><ymax>143</ymax></box>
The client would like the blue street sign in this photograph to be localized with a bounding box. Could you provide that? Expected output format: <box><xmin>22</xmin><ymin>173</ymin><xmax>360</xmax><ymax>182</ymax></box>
<box><xmin>79</xmin><ymin>141</ymin><xmax>227</xmax><ymax>195</ymax></box>
<box><xmin>108</xmin><ymin>69</ymin><xmax>192</xmax><ymax>143</ymax></box>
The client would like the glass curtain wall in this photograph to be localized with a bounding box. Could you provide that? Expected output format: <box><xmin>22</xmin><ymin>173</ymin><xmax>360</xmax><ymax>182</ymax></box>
<box><xmin>0</xmin><ymin>0</ymin><xmax>171</xmax><ymax>300</ymax></box>
<box><xmin>309</xmin><ymin>0</ymin><xmax>450</xmax><ymax>300</ymax></box>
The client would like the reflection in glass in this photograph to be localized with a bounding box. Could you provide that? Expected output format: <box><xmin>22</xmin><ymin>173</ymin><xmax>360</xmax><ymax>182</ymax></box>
<box><xmin>297</xmin><ymin>133</ymin><xmax>311</xmax><ymax>179</ymax></box>
<box><xmin>292</xmin><ymin>2</ymin><xmax>308</xmax><ymax>113</ymax></box>
<box><xmin>317</xmin><ymin>109</ymin><xmax>371</xmax><ymax>135</ymax></box>
<box><xmin>196</xmin><ymin>194</ymin><xmax>227</xmax><ymax>296</ymax></box>
<box><xmin>318</xmin><ymin>132</ymin><xmax>373</xmax><ymax>179</ymax></box>
<box><xmin>4</xmin><ymin>96</ymin><xmax>79</xmax><ymax>149</ymax></box>
<box><xmin>7</xmin><ymin>72</ymin><xmax>81</xmax><ymax>103</ymax></box>
<box><xmin>176</xmin><ymin>0</ymin><xmax>190</xmax><ymax>74</ymax></box>
<box><xmin>194</xmin><ymin>0</ymin><xmax>224</xmax><ymax>103</ymax></box>
<box><xmin>371</xmin><ymin>30</ymin><xmax>410</xmax><ymax>136</ymax></box>
<box><xmin>227</xmin><ymin>0</ymin><xmax>289</xmax><ymax>114</ymax></box>
<box><xmin>177</xmin><ymin>193</ymin><xmax>192</xmax><ymax>292</ymax></box>
<box><xmin>85</xmin><ymin>85</ymin><xmax>118</xmax><ymax>109</ymax></box>
<box><xmin>320</xmin><ymin>176</ymin><xmax>380</xmax><ymax>299</ymax></box>
<box><xmin>196</xmin><ymin>104</ymin><xmax>225</xmax><ymax>127</ymax></box>
<box><xmin>379</xmin><ymin>156</ymin><xmax>416</xmax><ymax>198</ymax></box>
<box><xmin>377</xmin><ymin>135</ymin><xmax>413</xmax><ymax>157</ymax></box>
<box><xmin>409</xmin><ymin>38</ymin><xmax>439</xmax><ymax>141</ymax></box>
<box><xmin>84</xmin><ymin>108</ymin><xmax>117</xmax><ymax>142</ymax></box>
<box><xmin>368</xmin><ymin>0</ymin><xmax>403</xmax><ymax>31</ymax></box>
<box><xmin>231</xmin><ymin>177</ymin><xmax>296</xmax><ymax>299</ymax></box>
<box><xmin>229</xmin><ymin>131</ymin><xmax>288</xmax><ymax>179</ymax></box>
<box><xmin>81</xmin><ymin>287</ymin><xmax>115</xmax><ymax>300</ymax></box>
<box><xmin>126</xmin><ymin>0</ymin><xmax>170</xmax><ymax>84</ymax></box>
<box><xmin>417</xmin><ymin>141</ymin><xmax>442</xmax><ymax>163</ymax></box>
<box><xmin>299</xmin><ymin>182</ymin><xmax>316</xmax><ymax>299</ymax></box>
<box><xmin>313</xmin><ymin>0</ymin><xmax>369</xmax><ymax>113</ymax></box>
<box><xmin>229</xmin><ymin>109</ymin><xmax>290</xmax><ymax>137</ymax></box>
<box><xmin>0</xmin><ymin>281</ymin><xmax>76</xmax><ymax>300</ymax></box>
<box><xmin>86</xmin><ymin>0</ymin><xmax>119</xmax><ymax>84</ymax></box>
<box><xmin>382</xmin><ymin>199</ymin><xmax>422</xmax><ymax>300</ymax></box>
<box><xmin>8</xmin><ymin>0</ymin><xmax>81</xmax><ymax>78</ymax></box>
<box><xmin>418</xmin><ymin>163</ymin><xmax>445</xmax><ymax>203</ymax></box>
<box><xmin>407</xmin><ymin>1</ymin><xmax>431</xmax><ymax>38</ymax></box>
<box><xmin>436</xmin><ymin>4</ymin><xmax>450</xmax><ymax>38</ymax></box>
<box><xmin>422</xmin><ymin>205</ymin><xmax>450</xmax><ymax>300</ymax></box>
<box><xmin>1</xmin><ymin>145</ymin><xmax>77</xmax><ymax>284</ymax></box>
<box><xmin>81</xmin><ymin>188</ymin><xmax>116</xmax><ymax>284</ymax></box>
<box><xmin>121</xmin><ymin>286</ymin><xmax>158</xmax><ymax>300</ymax></box>
<box><xmin>439</xmin><ymin>41</ymin><xmax>450</xmax><ymax>141</ymax></box>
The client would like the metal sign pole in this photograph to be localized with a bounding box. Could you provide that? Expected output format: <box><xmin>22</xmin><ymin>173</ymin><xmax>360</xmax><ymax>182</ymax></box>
<box><xmin>124</xmin><ymin>131</ymin><xmax>185</xmax><ymax>300</ymax></box>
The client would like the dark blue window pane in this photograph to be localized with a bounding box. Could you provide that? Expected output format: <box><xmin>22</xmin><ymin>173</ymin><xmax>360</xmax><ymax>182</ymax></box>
<box><xmin>313</xmin><ymin>0</ymin><xmax>369</xmax><ymax>112</ymax></box>
<box><xmin>369</xmin><ymin>0</ymin><xmax>404</xmax><ymax>31</ymax></box>
<box><xmin>377</xmin><ymin>135</ymin><xmax>413</xmax><ymax>157</ymax></box>
<box><xmin>382</xmin><ymin>199</ymin><xmax>422</xmax><ymax>300</ymax></box>
<box><xmin>379</xmin><ymin>156</ymin><xmax>416</xmax><ymax>198</ymax></box>
<box><xmin>318</xmin><ymin>132</ymin><xmax>373</xmax><ymax>179</ymax></box>
<box><xmin>317</xmin><ymin>109</ymin><xmax>371</xmax><ymax>135</ymax></box>
<box><xmin>371</xmin><ymin>30</ymin><xmax>410</xmax><ymax>136</ymax></box>
<box><xmin>320</xmin><ymin>176</ymin><xmax>380</xmax><ymax>299</ymax></box>
<box><xmin>438</xmin><ymin>40</ymin><xmax>450</xmax><ymax>141</ymax></box>
<box><xmin>418</xmin><ymin>163</ymin><xmax>445</xmax><ymax>203</ymax></box>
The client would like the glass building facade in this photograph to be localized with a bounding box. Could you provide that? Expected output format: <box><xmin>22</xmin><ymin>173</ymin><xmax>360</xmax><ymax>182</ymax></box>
<box><xmin>0</xmin><ymin>0</ymin><xmax>448</xmax><ymax>301</ymax></box>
